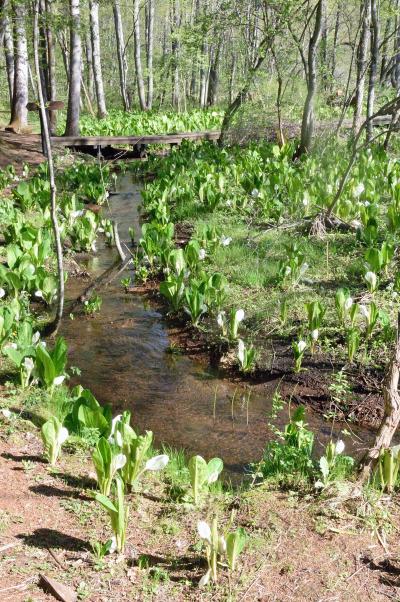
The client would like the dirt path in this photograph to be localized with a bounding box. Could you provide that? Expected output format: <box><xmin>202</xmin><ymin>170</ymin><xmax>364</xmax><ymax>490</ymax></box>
<box><xmin>0</xmin><ymin>131</ymin><xmax>46</xmax><ymax>172</ymax></box>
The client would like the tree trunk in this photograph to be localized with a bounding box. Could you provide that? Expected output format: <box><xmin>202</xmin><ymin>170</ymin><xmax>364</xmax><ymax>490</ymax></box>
<box><xmin>8</xmin><ymin>0</ymin><xmax>28</xmax><ymax>132</ymax></box>
<box><xmin>331</xmin><ymin>6</ymin><xmax>340</xmax><ymax>88</ymax></box>
<box><xmin>44</xmin><ymin>0</ymin><xmax>57</xmax><ymax>133</ymax></box>
<box><xmin>352</xmin><ymin>0</ymin><xmax>371</xmax><ymax>135</ymax></box>
<box><xmin>199</xmin><ymin>41</ymin><xmax>208</xmax><ymax>108</ymax></box>
<box><xmin>33</xmin><ymin>0</ymin><xmax>64</xmax><ymax>337</ymax></box>
<box><xmin>297</xmin><ymin>0</ymin><xmax>324</xmax><ymax>156</ymax></box>
<box><xmin>393</xmin><ymin>0</ymin><xmax>400</xmax><ymax>92</ymax></box>
<box><xmin>361</xmin><ymin>314</ymin><xmax>400</xmax><ymax>478</ymax></box>
<box><xmin>3</xmin><ymin>7</ymin><xmax>14</xmax><ymax>108</ymax></box>
<box><xmin>380</xmin><ymin>18</ymin><xmax>391</xmax><ymax>84</ymax></box>
<box><xmin>171</xmin><ymin>0</ymin><xmax>180</xmax><ymax>109</ymax></box>
<box><xmin>133</xmin><ymin>0</ymin><xmax>147</xmax><ymax>110</ymax></box>
<box><xmin>89</xmin><ymin>0</ymin><xmax>107</xmax><ymax>118</ymax></box>
<box><xmin>64</xmin><ymin>0</ymin><xmax>81</xmax><ymax>137</ymax></box>
<box><xmin>113</xmin><ymin>0</ymin><xmax>130</xmax><ymax>111</ymax></box>
<box><xmin>228</xmin><ymin>51</ymin><xmax>236</xmax><ymax>104</ymax></box>
<box><xmin>85</xmin><ymin>28</ymin><xmax>94</xmax><ymax>101</ymax></box>
<box><xmin>207</xmin><ymin>38</ymin><xmax>222</xmax><ymax>106</ymax></box>
<box><xmin>366</xmin><ymin>0</ymin><xmax>379</xmax><ymax>141</ymax></box>
<box><xmin>146</xmin><ymin>0</ymin><xmax>154</xmax><ymax>109</ymax></box>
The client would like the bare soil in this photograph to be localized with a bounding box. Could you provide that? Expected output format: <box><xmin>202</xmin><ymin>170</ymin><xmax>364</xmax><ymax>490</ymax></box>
<box><xmin>1</xmin><ymin>418</ymin><xmax>400</xmax><ymax>601</ymax></box>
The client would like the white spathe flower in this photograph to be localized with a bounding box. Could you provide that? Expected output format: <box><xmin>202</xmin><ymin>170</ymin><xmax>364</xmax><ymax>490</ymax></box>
<box><xmin>217</xmin><ymin>312</ymin><xmax>225</xmax><ymax>328</ymax></box>
<box><xmin>0</xmin><ymin>288</ymin><xmax>5</xmax><ymax>299</ymax></box>
<box><xmin>297</xmin><ymin>340</ymin><xmax>307</xmax><ymax>353</ymax></box>
<box><xmin>365</xmin><ymin>271</ymin><xmax>377</xmax><ymax>290</ymax></box>
<box><xmin>23</xmin><ymin>357</ymin><xmax>34</xmax><ymax>372</ymax></box>
<box><xmin>335</xmin><ymin>440</ymin><xmax>345</xmax><ymax>454</ymax></box>
<box><xmin>226</xmin><ymin>199</ymin><xmax>232</xmax><ymax>207</ymax></box>
<box><xmin>350</xmin><ymin>219</ymin><xmax>361</xmax><ymax>229</ymax></box>
<box><xmin>112</xmin><ymin>453</ymin><xmax>126</xmax><ymax>471</ymax></box>
<box><xmin>220</xmin><ymin>236</ymin><xmax>232</xmax><ymax>247</ymax></box>
<box><xmin>35</xmin><ymin>290</ymin><xmax>43</xmax><ymax>298</ymax></box>
<box><xmin>311</xmin><ymin>329</ymin><xmax>319</xmax><ymax>341</ymax></box>
<box><xmin>145</xmin><ymin>454</ymin><xmax>169</xmax><ymax>471</ymax></box>
<box><xmin>238</xmin><ymin>339</ymin><xmax>245</xmax><ymax>364</ymax></box>
<box><xmin>70</xmin><ymin>209</ymin><xmax>84</xmax><ymax>218</ymax></box>
<box><xmin>354</xmin><ymin>183</ymin><xmax>365</xmax><ymax>197</ymax></box>
<box><xmin>198</xmin><ymin>248</ymin><xmax>206</xmax><ymax>260</ymax></box>
<box><xmin>110</xmin><ymin>414</ymin><xmax>122</xmax><ymax>435</ymax></box>
<box><xmin>284</xmin><ymin>265</ymin><xmax>292</xmax><ymax>276</ymax></box>
<box><xmin>359</xmin><ymin>304</ymin><xmax>370</xmax><ymax>320</ymax></box>
<box><xmin>302</xmin><ymin>193</ymin><xmax>310</xmax><ymax>207</ymax></box>
<box><xmin>199</xmin><ymin>569</ymin><xmax>211</xmax><ymax>587</ymax></box>
<box><xmin>0</xmin><ymin>409</ymin><xmax>12</xmax><ymax>419</ymax></box>
<box><xmin>91</xmin><ymin>242</ymin><xmax>97</xmax><ymax>252</ymax></box>
<box><xmin>109</xmin><ymin>536</ymin><xmax>118</xmax><ymax>554</ymax></box>
<box><xmin>235</xmin><ymin>309</ymin><xmax>245</xmax><ymax>323</ymax></box>
<box><xmin>218</xmin><ymin>535</ymin><xmax>227</xmax><ymax>554</ymax></box>
<box><xmin>251</xmin><ymin>188</ymin><xmax>259</xmax><ymax>198</ymax></box>
<box><xmin>32</xmin><ymin>331</ymin><xmax>40</xmax><ymax>344</ymax></box>
<box><xmin>197</xmin><ymin>521</ymin><xmax>211</xmax><ymax>543</ymax></box>
<box><xmin>344</xmin><ymin>297</ymin><xmax>353</xmax><ymax>311</ymax></box>
<box><xmin>54</xmin><ymin>375</ymin><xmax>65</xmax><ymax>386</ymax></box>
<box><xmin>59</xmin><ymin>426</ymin><xmax>69</xmax><ymax>445</ymax></box>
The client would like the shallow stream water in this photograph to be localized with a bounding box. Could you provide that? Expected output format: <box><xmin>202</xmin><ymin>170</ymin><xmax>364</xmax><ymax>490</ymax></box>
<box><xmin>62</xmin><ymin>174</ymin><xmax>375</xmax><ymax>477</ymax></box>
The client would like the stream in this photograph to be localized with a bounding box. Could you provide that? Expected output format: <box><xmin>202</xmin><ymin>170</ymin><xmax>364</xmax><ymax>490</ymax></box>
<box><xmin>62</xmin><ymin>174</ymin><xmax>375</xmax><ymax>477</ymax></box>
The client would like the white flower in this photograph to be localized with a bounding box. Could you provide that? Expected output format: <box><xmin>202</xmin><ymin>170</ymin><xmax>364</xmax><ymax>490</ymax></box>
<box><xmin>23</xmin><ymin>357</ymin><xmax>34</xmax><ymax>372</ymax></box>
<box><xmin>251</xmin><ymin>188</ymin><xmax>259</xmax><ymax>198</ymax></box>
<box><xmin>110</xmin><ymin>414</ymin><xmax>122</xmax><ymax>435</ymax></box>
<box><xmin>226</xmin><ymin>199</ymin><xmax>232</xmax><ymax>207</ymax></box>
<box><xmin>284</xmin><ymin>265</ymin><xmax>292</xmax><ymax>276</ymax></box>
<box><xmin>1</xmin><ymin>409</ymin><xmax>12</xmax><ymax>419</ymax></box>
<box><xmin>350</xmin><ymin>219</ymin><xmax>361</xmax><ymax>229</ymax></box>
<box><xmin>335</xmin><ymin>440</ymin><xmax>345</xmax><ymax>454</ymax></box>
<box><xmin>199</xmin><ymin>569</ymin><xmax>211</xmax><ymax>587</ymax></box>
<box><xmin>59</xmin><ymin>427</ymin><xmax>69</xmax><ymax>444</ymax></box>
<box><xmin>354</xmin><ymin>183</ymin><xmax>365</xmax><ymax>197</ymax></box>
<box><xmin>115</xmin><ymin>430</ymin><xmax>123</xmax><ymax>447</ymax></box>
<box><xmin>54</xmin><ymin>375</ymin><xmax>65</xmax><ymax>386</ymax></box>
<box><xmin>238</xmin><ymin>339</ymin><xmax>245</xmax><ymax>364</ymax></box>
<box><xmin>217</xmin><ymin>312</ymin><xmax>225</xmax><ymax>328</ymax></box>
<box><xmin>98</xmin><ymin>227</ymin><xmax>105</xmax><ymax>233</ymax></box>
<box><xmin>145</xmin><ymin>454</ymin><xmax>169</xmax><ymax>471</ymax></box>
<box><xmin>235</xmin><ymin>309</ymin><xmax>245</xmax><ymax>323</ymax></box>
<box><xmin>32</xmin><ymin>331</ymin><xmax>40</xmax><ymax>344</ymax></box>
<box><xmin>220</xmin><ymin>236</ymin><xmax>232</xmax><ymax>247</ymax></box>
<box><xmin>197</xmin><ymin>521</ymin><xmax>211</xmax><ymax>543</ymax></box>
<box><xmin>112</xmin><ymin>453</ymin><xmax>126</xmax><ymax>471</ymax></box>
<box><xmin>91</xmin><ymin>242</ymin><xmax>97</xmax><ymax>252</ymax></box>
<box><xmin>297</xmin><ymin>340</ymin><xmax>307</xmax><ymax>353</ymax></box>
<box><xmin>0</xmin><ymin>288</ymin><xmax>5</xmax><ymax>299</ymax></box>
<box><xmin>365</xmin><ymin>271</ymin><xmax>377</xmax><ymax>290</ymax></box>
<box><xmin>198</xmin><ymin>248</ymin><xmax>206</xmax><ymax>260</ymax></box>
<box><xmin>344</xmin><ymin>297</ymin><xmax>353</xmax><ymax>311</ymax></box>
<box><xmin>359</xmin><ymin>304</ymin><xmax>370</xmax><ymax>320</ymax></box>
<box><xmin>326</xmin><ymin>184</ymin><xmax>333</xmax><ymax>194</ymax></box>
<box><xmin>35</xmin><ymin>290</ymin><xmax>43</xmax><ymax>298</ymax></box>
<box><xmin>302</xmin><ymin>193</ymin><xmax>310</xmax><ymax>207</ymax></box>
<box><xmin>109</xmin><ymin>536</ymin><xmax>118</xmax><ymax>554</ymax></box>
<box><xmin>311</xmin><ymin>329</ymin><xmax>319</xmax><ymax>341</ymax></box>
<box><xmin>70</xmin><ymin>209</ymin><xmax>84</xmax><ymax>218</ymax></box>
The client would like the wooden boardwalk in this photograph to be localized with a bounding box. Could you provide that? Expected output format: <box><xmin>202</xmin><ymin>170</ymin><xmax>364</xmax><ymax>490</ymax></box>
<box><xmin>50</xmin><ymin>129</ymin><xmax>221</xmax><ymax>148</ymax></box>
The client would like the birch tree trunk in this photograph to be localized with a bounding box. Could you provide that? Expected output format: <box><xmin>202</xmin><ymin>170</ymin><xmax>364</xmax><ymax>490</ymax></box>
<box><xmin>366</xmin><ymin>0</ymin><xmax>379</xmax><ymax>141</ymax></box>
<box><xmin>352</xmin><ymin>0</ymin><xmax>371</xmax><ymax>135</ymax></box>
<box><xmin>133</xmin><ymin>0</ymin><xmax>147</xmax><ymax>110</ymax></box>
<box><xmin>298</xmin><ymin>0</ymin><xmax>324</xmax><ymax>156</ymax></box>
<box><xmin>380</xmin><ymin>18</ymin><xmax>391</xmax><ymax>84</ymax></box>
<box><xmin>171</xmin><ymin>0</ymin><xmax>180</xmax><ymax>109</ymax></box>
<box><xmin>64</xmin><ymin>0</ymin><xmax>81</xmax><ymax>137</ymax></box>
<box><xmin>3</xmin><ymin>7</ymin><xmax>14</xmax><ymax>108</ymax></box>
<box><xmin>146</xmin><ymin>0</ymin><xmax>154</xmax><ymax>109</ymax></box>
<box><xmin>89</xmin><ymin>0</ymin><xmax>107</xmax><ymax>118</ymax></box>
<box><xmin>44</xmin><ymin>0</ymin><xmax>57</xmax><ymax>133</ymax></box>
<box><xmin>207</xmin><ymin>38</ymin><xmax>222</xmax><ymax>106</ymax></box>
<box><xmin>113</xmin><ymin>0</ymin><xmax>130</xmax><ymax>111</ymax></box>
<box><xmin>8</xmin><ymin>0</ymin><xmax>28</xmax><ymax>132</ymax></box>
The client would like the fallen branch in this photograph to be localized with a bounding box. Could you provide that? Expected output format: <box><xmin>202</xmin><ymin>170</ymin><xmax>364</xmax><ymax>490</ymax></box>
<box><xmin>69</xmin><ymin>255</ymin><xmax>133</xmax><ymax>313</ymax></box>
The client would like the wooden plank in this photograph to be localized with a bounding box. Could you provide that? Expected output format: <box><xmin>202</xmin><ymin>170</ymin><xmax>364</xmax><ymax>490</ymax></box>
<box><xmin>50</xmin><ymin>130</ymin><xmax>221</xmax><ymax>147</ymax></box>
